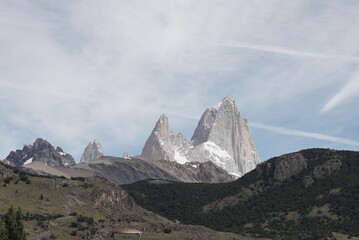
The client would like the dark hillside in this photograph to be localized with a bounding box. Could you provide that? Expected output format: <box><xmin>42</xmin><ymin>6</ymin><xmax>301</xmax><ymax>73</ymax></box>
<box><xmin>123</xmin><ymin>149</ymin><xmax>359</xmax><ymax>239</ymax></box>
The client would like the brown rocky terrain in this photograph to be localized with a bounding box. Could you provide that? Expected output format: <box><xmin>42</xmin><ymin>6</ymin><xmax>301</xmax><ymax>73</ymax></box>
<box><xmin>21</xmin><ymin>155</ymin><xmax>235</xmax><ymax>184</ymax></box>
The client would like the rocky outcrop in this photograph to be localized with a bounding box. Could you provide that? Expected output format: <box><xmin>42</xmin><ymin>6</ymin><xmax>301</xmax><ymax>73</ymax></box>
<box><xmin>4</xmin><ymin>138</ymin><xmax>75</xmax><ymax>167</ymax></box>
<box><xmin>141</xmin><ymin>97</ymin><xmax>260</xmax><ymax>176</ymax></box>
<box><xmin>312</xmin><ymin>158</ymin><xmax>342</xmax><ymax>179</ymax></box>
<box><xmin>80</xmin><ymin>139</ymin><xmax>104</xmax><ymax>164</ymax></box>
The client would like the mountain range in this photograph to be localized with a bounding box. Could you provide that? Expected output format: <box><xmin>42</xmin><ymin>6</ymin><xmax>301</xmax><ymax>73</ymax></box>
<box><xmin>2</xmin><ymin>97</ymin><xmax>259</xmax><ymax>183</ymax></box>
<box><xmin>1</xmin><ymin>97</ymin><xmax>357</xmax><ymax>239</ymax></box>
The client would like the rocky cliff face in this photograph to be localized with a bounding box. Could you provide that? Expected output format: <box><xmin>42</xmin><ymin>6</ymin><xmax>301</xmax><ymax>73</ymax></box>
<box><xmin>141</xmin><ymin>97</ymin><xmax>260</xmax><ymax>177</ymax></box>
<box><xmin>80</xmin><ymin>139</ymin><xmax>104</xmax><ymax>163</ymax></box>
<box><xmin>4</xmin><ymin>138</ymin><xmax>75</xmax><ymax>167</ymax></box>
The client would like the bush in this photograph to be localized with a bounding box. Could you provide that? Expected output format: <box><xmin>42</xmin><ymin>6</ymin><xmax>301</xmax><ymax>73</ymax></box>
<box><xmin>70</xmin><ymin>222</ymin><xmax>78</xmax><ymax>228</ymax></box>
<box><xmin>4</xmin><ymin>177</ymin><xmax>13</xmax><ymax>184</ymax></box>
<box><xmin>69</xmin><ymin>212</ymin><xmax>77</xmax><ymax>216</ymax></box>
<box><xmin>19</xmin><ymin>175</ymin><xmax>28</xmax><ymax>182</ymax></box>
<box><xmin>71</xmin><ymin>177</ymin><xmax>85</xmax><ymax>181</ymax></box>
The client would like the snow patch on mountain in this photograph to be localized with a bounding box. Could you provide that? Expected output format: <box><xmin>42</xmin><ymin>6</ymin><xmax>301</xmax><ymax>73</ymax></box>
<box><xmin>24</xmin><ymin>157</ymin><xmax>33</xmax><ymax>165</ymax></box>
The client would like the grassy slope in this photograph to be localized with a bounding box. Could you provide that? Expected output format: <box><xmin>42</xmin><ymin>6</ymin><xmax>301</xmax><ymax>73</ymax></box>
<box><xmin>0</xmin><ymin>163</ymin><xmax>258</xmax><ymax>240</ymax></box>
<box><xmin>0</xmin><ymin>168</ymin><xmax>111</xmax><ymax>239</ymax></box>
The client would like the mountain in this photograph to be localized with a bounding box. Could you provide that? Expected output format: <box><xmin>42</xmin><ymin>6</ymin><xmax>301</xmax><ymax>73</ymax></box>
<box><xmin>21</xmin><ymin>156</ymin><xmax>235</xmax><ymax>184</ymax></box>
<box><xmin>124</xmin><ymin>148</ymin><xmax>359</xmax><ymax>239</ymax></box>
<box><xmin>0</xmin><ymin>162</ymin><xmax>254</xmax><ymax>240</ymax></box>
<box><xmin>141</xmin><ymin>97</ymin><xmax>260</xmax><ymax>176</ymax></box>
<box><xmin>4</xmin><ymin>138</ymin><xmax>75</xmax><ymax>167</ymax></box>
<box><xmin>80</xmin><ymin>139</ymin><xmax>104</xmax><ymax>163</ymax></box>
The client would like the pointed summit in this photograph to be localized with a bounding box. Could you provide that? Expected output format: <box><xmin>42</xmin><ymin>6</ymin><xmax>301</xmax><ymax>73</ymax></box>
<box><xmin>141</xmin><ymin>98</ymin><xmax>260</xmax><ymax>176</ymax></box>
<box><xmin>142</xmin><ymin>114</ymin><xmax>191</xmax><ymax>163</ymax></box>
<box><xmin>152</xmin><ymin>114</ymin><xmax>170</xmax><ymax>138</ymax></box>
<box><xmin>192</xmin><ymin>98</ymin><xmax>259</xmax><ymax>174</ymax></box>
<box><xmin>191</xmin><ymin>97</ymin><xmax>240</xmax><ymax>146</ymax></box>
<box><xmin>213</xmin><ymin>97</ymin><xmax>237</xmax><ymax>110</ymax></box>
<box><xmin>80</xmin><ymin>139</ymin><xmax>104</xmax><ymax>164</ymax></box>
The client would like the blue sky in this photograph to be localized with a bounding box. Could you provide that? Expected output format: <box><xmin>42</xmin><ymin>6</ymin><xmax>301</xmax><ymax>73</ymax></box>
<box><xmin>0</xmin><ymin>0</ymin><xmax>358</xmax><ymax>162</ymax></box>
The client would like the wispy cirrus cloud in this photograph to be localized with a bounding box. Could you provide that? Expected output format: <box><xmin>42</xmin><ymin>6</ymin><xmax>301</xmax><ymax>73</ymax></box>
<box><xmin>206</xmin><ymin>39</ymin><xmax>359</xmax><ymax>61</ymax></box>
<box><xmin>321</xmin><ymin>70</ymin><xmax>359</xmax><ymax>112</ymax></box>
<box><xmin>251</xmin><ymin>122</ymin><xmax>359</xmax><ymax>147</ymax></box>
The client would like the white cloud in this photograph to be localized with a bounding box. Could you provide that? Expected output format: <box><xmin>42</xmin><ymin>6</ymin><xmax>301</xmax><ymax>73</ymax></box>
<box><xmin>1</xmin><ymin>0</ymin><xmax>359</xmax><ymax>161</ymax></box>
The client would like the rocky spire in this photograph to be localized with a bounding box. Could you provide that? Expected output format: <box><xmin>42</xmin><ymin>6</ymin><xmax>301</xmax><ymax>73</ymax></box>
<box><xmin>80</xmin><ymin>139</ymin><xmax>104</xmax><ymax>164</ymax></box>
<box><xmin>142</xmin><ymin>114</ymin><xmax>174</xmax><ymax>161</ymax></box>
<box><xmin>4</xmin><ymin>138</ymin><xmax>76</xmax><ymax>167</ymax></box>
<box><xmin>191</xmin><ymin>97</ymin><xmax>260</xmax><ymax>175</ymax></box>
<box><xmin>141</xmin><ymin>97</ymin><xmax>260</xmax><ymax>177</ymax></box>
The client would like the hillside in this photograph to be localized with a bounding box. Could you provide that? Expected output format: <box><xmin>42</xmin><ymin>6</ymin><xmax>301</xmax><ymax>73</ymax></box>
<box><xmin>123</xmin><ymin>149</ymin><xmax>359</xmax><ymax>240</ymax></box>
<box><xmin>0</xmin><ymin>162</ymin><xmax>253</xmax><ymax>240</ymax></box>
<box><xmin>21</xmin><ymin>156</ymin><xmax>234</xmax><ymax>184</ymax></box>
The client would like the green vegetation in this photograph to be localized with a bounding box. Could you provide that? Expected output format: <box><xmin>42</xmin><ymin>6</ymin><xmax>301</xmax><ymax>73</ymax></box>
<box><xmin>123</xmin><ymin>149</ymin><xmax>359</xmax><ymax>239</ymax></box>
<box><xmin>0</xmin><ymin>206</ymin><xmax>26</xmax><ymax>240</ymax></box>
<box><xmin>0</xmin><ymin>163</ymin><xmax>109</xmax><ymax>239</ymax></box>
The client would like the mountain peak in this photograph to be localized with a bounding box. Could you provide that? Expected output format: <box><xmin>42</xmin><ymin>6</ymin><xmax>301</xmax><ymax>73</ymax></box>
<box><xmin>4</xmin><ymin>138</ymin><xmax>75</xmax><ymax>167</ymax></box>
<box><xmin>142</xmin><ymin>98</ymin><xmax>260</xmax><ymax>176</ymax></box>
<box><xmin>80</xmin><ymin>139</ymin><xmax>104</xmax><ymax>164</ymax></box>
<box><xmin>212</xmin><ymin>97</ymin><xmax>238</xmax><ymax>113</ymax></box>
<box><xmin>153</xmin><ymin>114</ymin><xmax>169</xmax><ymax>132</ymax></box>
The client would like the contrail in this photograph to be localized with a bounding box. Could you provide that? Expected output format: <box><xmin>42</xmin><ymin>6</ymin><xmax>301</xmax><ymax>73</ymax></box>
<box><xmin>321</xmin><ymin>73</ymin><xmax>359</xmax><ymax>112</ymax></box>
<box><xmin>251</xmin><ymin>122</ymin><xmax>359</xmax><ymax>147</ymax></box>
<box><xmin>205</xmin><ymin>39</ymin><xmax>359</xmax><ymax>61</ymax></box>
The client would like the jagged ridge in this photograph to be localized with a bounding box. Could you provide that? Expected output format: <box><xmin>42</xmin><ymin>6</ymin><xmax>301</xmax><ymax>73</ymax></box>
<box><xmin>4</xmin><ymin>138</ymin><xmax>75</xmax><ymax>167</ymax></box>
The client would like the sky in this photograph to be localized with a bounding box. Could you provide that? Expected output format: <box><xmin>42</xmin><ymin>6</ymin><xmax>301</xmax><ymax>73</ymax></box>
<box><xmin>1</xmin><ymin>0</ymin><xmax>359</xmax><ymax>162</ymax></box>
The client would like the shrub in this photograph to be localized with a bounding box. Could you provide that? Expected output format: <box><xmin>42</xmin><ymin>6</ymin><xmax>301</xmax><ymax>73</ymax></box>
<box><xmin>69</xmin><ymin>212</ymin><xmax>77</xmax><ymax>216</ymax></box>
<box><xmin>19</xmin><ymin>175</ymin><xmax>28</xmax><ymax>182</ymax></box>
<box><xmin>4</xmin><ymin>177</ymin><xmax>13</xmax><ymax>184</ymax></box>
<box><xmin>70</xmin><ymin>222</ymin><xmax>78</xmax><ymax>228</ymax></box>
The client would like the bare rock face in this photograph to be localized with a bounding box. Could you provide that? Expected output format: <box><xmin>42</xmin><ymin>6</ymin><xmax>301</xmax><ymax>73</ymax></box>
<box><xmin>141</xmin><ymin>97</ymin><xmax>260</xmax><ymax>177</ymax></box>
<box><xmin>4</xmin><ymin>138</ymin><xmax>75</xmax><ymax>167</ymax></box>
<box><xmin>142</xmin><ymin>114</ymin><xmax>190</xmax><ymax>164</ymax></box>
<box><xmin>80</xmin><ymin>139</ymin><xmax>104</xmax><ymax>164</ymax></box>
